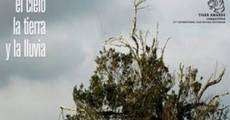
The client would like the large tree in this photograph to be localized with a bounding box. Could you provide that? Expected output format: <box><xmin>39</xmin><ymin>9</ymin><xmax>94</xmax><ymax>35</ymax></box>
<box><xmin>65</xmin><ymin>0</ymin><xmax>229</xmax><ymax>120</ymax></box>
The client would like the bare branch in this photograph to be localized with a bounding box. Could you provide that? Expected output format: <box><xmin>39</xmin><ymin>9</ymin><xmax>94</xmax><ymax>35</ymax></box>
<box><xmin>198</xmin><ymin>69</ymin><xmax>225</xmax><ymax>101</ymax></box>
<box><xmin>160</xmin><ymin>37</ymin><xmax>171</xmax><ymax>59</ymax></box>
<box><xmin>151</xmin><ymin>23</ymin><xmax>159</xmax><ymax>50</ymax></box>
<box><xmin>209</xmin><ymin>92</ymin><xmax>229</xmax><ymax>104</ymax></box>
<box><xmin>131</xmin><ymin>0</ymin><xmax>147</xmax><ymax>55</ymax></box>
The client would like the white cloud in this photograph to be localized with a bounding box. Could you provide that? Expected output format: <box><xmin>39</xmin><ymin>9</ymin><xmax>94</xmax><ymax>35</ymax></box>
<box><xmin>0</xmin><ymin>76</ymin><xmax>75</xmax><ymax>120</ymax></box>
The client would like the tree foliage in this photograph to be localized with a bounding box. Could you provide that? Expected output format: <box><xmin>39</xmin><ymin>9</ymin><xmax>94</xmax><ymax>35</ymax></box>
<box><xmin>66</xmin><ymin>0</ymin><xmax>229</xmax><ymax>119</ymax></box>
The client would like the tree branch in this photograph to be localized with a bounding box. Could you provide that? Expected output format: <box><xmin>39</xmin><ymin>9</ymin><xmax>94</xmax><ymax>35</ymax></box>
<box><xmin>197</xmin><ymin>69</ymin><xmax>225</xmax><ymax>101</ymax></box>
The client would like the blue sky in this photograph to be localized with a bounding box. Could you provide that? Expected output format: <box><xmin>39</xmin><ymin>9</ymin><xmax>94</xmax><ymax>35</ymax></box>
<box><xmin>0</xmin><ymin>0</ymin><xmax>229</xmax><ymax>119</ymax></box>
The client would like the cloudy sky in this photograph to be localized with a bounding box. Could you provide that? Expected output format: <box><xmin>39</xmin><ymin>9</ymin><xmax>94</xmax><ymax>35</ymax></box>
<box><xmin>0</xmin><ymin>0</ymin><xmax>229</xmax><ymax>119</ymax></box>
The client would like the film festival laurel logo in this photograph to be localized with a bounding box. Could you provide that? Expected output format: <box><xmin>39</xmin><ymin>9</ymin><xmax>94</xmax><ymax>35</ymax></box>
<box><xmin>207</xmin><ymin>0</ymin><xmax>225</xmax><ymax>13</ymax></box>
<box><xmin>173</xmin><ymin>0</ymin><xmax>226</xmax><ymax>24</ymax></box>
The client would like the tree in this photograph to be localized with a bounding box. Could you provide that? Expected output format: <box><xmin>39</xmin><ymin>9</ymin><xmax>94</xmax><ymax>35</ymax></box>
<box><xmin>66</xmin><ymin>0</ymin><xmax>229</xmax><ymax>119</ymax></box>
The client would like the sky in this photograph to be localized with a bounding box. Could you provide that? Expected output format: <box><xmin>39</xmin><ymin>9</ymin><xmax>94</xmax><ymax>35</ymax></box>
<box><xmin>0</xmin><ymin>0</ymin><xmax>229</xmax><ymax>119</ymax></box>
